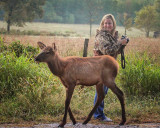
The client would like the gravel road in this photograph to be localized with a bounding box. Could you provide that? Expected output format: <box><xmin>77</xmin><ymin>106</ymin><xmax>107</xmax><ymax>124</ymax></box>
<box><xmin>1</xmin><ymin>123</ymin><xmax>160</xmax><ymax>128</ymax></box>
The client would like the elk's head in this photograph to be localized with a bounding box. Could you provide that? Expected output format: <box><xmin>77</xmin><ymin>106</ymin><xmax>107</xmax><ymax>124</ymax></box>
<box><xmin>35</xmin><ymin>42</ymin><xmax>57</xmax><ymax>63</ymax></box>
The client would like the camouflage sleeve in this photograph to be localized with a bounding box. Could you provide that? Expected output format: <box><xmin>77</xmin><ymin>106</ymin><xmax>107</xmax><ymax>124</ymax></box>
<box><xmin>94</xmin><ymin>32</ymin><xmax>122</xmax><ymax>56</ymax></box>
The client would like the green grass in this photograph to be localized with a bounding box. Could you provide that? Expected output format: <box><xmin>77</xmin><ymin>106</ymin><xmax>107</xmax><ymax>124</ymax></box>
<box><xmin>118</xmin><ymin>52</ymin><xmax>160</xmax><ymax>96</ymax></box>
<box><xmin>0</xmin><ymin>52</ymin><xmax>65</xmax><ymax>122</ymax></box>
<box><xmin>0</xmin><ymin>38</ymin><xmax>159</xmax><ymax>124</ymax></box>
<box><xmin>0</xmin><ymin>28</ymin><xmax>77</xmax><ymax>37</ymax></box>
<box><xmin>0</xmin><ymin>21</ymin><xmax>153</xmax><ymax>37</ymax></box>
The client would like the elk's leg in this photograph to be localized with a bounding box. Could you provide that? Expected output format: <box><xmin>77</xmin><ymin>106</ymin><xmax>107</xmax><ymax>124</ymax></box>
<box><xmin>109</xmin><ymin>83</ymin><xmax>126</xmax><ymax>125</ymax></box>
<box><xmin>58</xmin><ymin>86</ymin><xmax>75</xmax><ymax>127</ymax></box>
<box><xmin>83</xmin><ymin>84</ymin><xmax>104</xmax><ymax>124</ymax></box>
<box><xmin>68</xmin><ymin>107</ymin><xmax>76</xmax><ymax>125</ymax></box>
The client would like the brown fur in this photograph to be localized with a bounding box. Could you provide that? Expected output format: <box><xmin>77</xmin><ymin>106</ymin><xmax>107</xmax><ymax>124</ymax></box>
<box><xmin>35</xmin><ymin>42</ymin><xmax>126</xmax><ymax>127</ymax></box>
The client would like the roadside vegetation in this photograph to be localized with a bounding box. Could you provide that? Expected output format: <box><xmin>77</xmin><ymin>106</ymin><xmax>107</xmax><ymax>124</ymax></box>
<box><xmin>0</xmin><ymin>36</ymin><xmax>159</xmax><ymax>124</ymax></box>
<box><xmin>0</xmin><ymin>27</ymin><xmax>77</xmax><ymax>37</ymax></box>
<box><xmin>0</xmin><ymin>21</ymin><xmax>150</xmax><ymax>38</ymax></box>
<box><xmin>0</xmin><ymin>0</ymin><xmax>160</xmax><ymax>126</ymax></box>
<box><xmin>0</xmin><ymin>0</ymin><xmax>160</xmax><ymax>37</ymax></box>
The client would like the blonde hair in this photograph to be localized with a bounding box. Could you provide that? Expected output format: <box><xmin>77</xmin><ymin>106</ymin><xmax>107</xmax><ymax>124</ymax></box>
<box><xmin>99</xmin><ymin>14</ymin><xmax>116</xmax><ymax>36</ymax></box>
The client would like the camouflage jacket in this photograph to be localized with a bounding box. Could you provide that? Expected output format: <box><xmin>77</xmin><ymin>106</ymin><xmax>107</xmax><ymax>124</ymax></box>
<box><xmin>94</xmin><ymin>29</ymin><xmax>122</xmax><ymax>58</ymax></box>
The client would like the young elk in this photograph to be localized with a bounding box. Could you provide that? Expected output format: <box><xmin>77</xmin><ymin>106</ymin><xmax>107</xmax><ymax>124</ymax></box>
<box><xmin>35</xmin><ymin>42</ymin><xmax>126</xmax><ymax>127</ymax></box>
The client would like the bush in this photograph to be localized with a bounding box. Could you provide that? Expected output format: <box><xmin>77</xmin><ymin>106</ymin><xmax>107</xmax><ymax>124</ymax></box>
<box><xmin>8</xmin><ymin>41</ymin><xmax>24</xmax><ymax>57</ymax></box>
<box><xmin>0</xmin><ymin>28</ymin><xmax>75</xmax><ymax>37</ymax></box>
<box><xmin>119</xmin><ymin>52</ymin><xmax>160</xmax><ymax>96</ymax></box>
<box><xmin>24</xmin><ymin>45</ymin><xmax>39</xmax><ymax>58</ymax></box>
<box><xmin>0</xmin><ymin>37</ymin><xmax>7</xmax><ymax>52</ymax></box>
<box><xmin>0</xmin><ymin>52</ymin><xmax>36</xmax><ymax>99</ymax></box>
<box><xmin>0</xmin><ymin>52</ymin><xmax>64</xmax><ymax>120</ymax></box>
<box><xmin>0</xmin><ymin>28</ymin><xmax>42</xmax><ymax>36</ymax></box>
<box><xmin>7</xmin><ymin>41</ymin><xmax>39</xmax><ymax>58</ymax></box>
<box><xmin>0</xmin><ymin>48</ymin><xmax>159</xmax><ymax>122</ymax></box>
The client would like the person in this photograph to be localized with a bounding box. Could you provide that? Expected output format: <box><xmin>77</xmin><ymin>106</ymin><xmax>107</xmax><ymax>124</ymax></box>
<box><xmin>93</xmin><ymin>14</ymin><xmax>128</xmax><ymax>122</ymax></box>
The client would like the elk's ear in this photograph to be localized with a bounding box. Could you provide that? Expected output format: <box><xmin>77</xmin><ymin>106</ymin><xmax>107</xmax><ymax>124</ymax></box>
<box><xmin>52</xmin><ymin>43</ymin><xmax>57</xmax><ymax>51</ymax></box>
<box><xmin>37</xmin><ymin>42</ymin><xmax>46</xmax><ymax>49</ymax></box>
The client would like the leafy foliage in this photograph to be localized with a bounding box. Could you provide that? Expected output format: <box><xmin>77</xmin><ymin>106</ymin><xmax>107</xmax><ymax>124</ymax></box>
<box><xmin>8</xmin><ymin>41</ymin><xmax>39</xmax><ymax>58</ymax></box>
<box><xmin>33</xmin><ymin>0</ymin><xmax>155</xmax><ymax>25</ymax></box>
<box><xmin>134</xmin><ymin>5</ymin><xmax>157</xmax><ymax>37</ymax></box>
<box><xmin>119</xmin><ymin>53</ymin><xmax>160</xmax><ymax>96</ymax></box>
<box><xmin>154</xmin><ymin>0</ymin><xmax>160</xmax><ymax>31</ymax></box>
<box><xmin>118</xmin><ymin>12</ymin><xmax>133</xmax><ymax>35</ymax></box>
<box><xmin>0</xmin><ymin>51</ymin><xmax>64</xmax><ymax>120</ymax></box>
<box><xmin>0</xmin><ymin>36</ymin><xmax>7</xmax><ymax>52</ymax></box>
<box><xmin>8</xmin><ymin>41</ymin><xmax>24</xmax><ymax>57</ymax></box>
<box><xmin>0</xmin><ymin>38</ymin><xmax>159</xmax><ymax>122</ymax></box>
<box><xmin>0</xmin><ymin>0</ymin><xmax>45</xmax><ymax>32</ymax></box>
<box><xmin>0</xmin><ymin>0</ymin><xmax>159</xmax><ymax>34</ymax></box>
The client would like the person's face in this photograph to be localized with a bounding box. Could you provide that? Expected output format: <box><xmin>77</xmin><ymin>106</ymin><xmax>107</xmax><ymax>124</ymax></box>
<box><xmin>103</xmin><ymin>18</ymin><xmax>114</xmax><ymax>32</ymax></box>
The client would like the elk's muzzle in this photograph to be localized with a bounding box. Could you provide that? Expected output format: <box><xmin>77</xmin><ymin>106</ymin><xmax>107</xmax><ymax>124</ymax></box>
<box><xmin>35</xmin><ymin>57</ymin><xmax>40</xmax><ymax>62</ymax></box>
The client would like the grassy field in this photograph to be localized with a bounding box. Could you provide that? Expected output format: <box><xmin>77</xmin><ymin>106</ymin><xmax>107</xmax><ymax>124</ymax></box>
<box><xmin>0</xmin><ymin>21</ymin><xmax>151</xmax><ymax>37</ymax></box>
<box><xmin>0</xmin><ymin>21</ymin><xmax>160</xmax><ymax>126</ymax></box>
<box><xmin>1</xmin><ymin>35</ymin><xmax>160</xmax><ymax>59</ymax></box>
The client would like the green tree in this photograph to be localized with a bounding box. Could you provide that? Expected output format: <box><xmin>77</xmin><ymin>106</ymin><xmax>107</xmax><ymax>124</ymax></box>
<box><xmin>116</xmin><ymin>0</ymin><xmax>140</xmax><ymax>24</ymax></box>
<box><xmin>101</xmin><ymin>0</ymin><xmax>118</xmax><ymax>16</ymax></box>
<box><xmin>116</xmin><ymin>0</ymin><xmax>155</xmax><ymax>25</ymax></box>
<box><xmin>118</xmin><ymin>13</ymin><xmax>132</xmax><ymax>35</ymax></box>
<box><xmin>40</xmin><ymin>0</ymin><xmax>62</xmax><ymax>23</ymax></box>
<box><xmin>153</xmin><ymin>0</ymin><xmax>160</xmax><ymax>31</ymax></box>
<box><xmin>0</xmin><ymin>0</ymin><xmax>45</xmax><ymax>33</ymax></box>
<box><xmin>35</xmin><ymin>0</ymin><xmax>156</xmax><ymax>25</ymax></box>
<box><xmin>134</xmin><ymin>5</ymin><xmax>157</xmax><ymax>37</ymax></box>
<box><xmin>85</xmin><ymin>0</ymin><xmax>102</xmax><ymax>37</ymax></box>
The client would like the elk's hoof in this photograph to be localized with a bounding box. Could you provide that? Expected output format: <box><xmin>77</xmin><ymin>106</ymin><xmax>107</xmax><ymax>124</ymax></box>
<box><xmin>58</xmin><ymin>122</ymin><xmax>65</xmax><ymax>128</ymax></box>
<box><xmin>82</xmin><ymin>120</ymin><xmax>88</xmax><ymax>125</ymax></box>
<box><xmin>119</xmin><ymin>121</ymin><xmax>125</xmax><ymax>125</ymax></box>
<box><xmin>58</xmin><ymin>124</ymin><xmax>64</xmax><ymax>128</ymax></box>
<box><xmin>73</xmin><ymin>120</ymin><xmax>76</xmax><ymax>125</ymax></box>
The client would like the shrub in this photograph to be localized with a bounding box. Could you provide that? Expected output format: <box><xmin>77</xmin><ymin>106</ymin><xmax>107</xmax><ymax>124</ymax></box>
<box><xmin>0</xmin><ymin>52</ymin><xmax>64</xmax><ymax>120</ymax></box>
<box><xmin>24</xmin><ymin>45</ymin><xmax>39</xmax><ymax>58</ymax></box>
<box><xmin>8</xmin><ymin>41</ymin><xmax>24</xmax><ymax>57</ymax></box>
<box><xmin>0</xmin><ymin>48</ymin><xmax>159</xmax><ymax>122</ymax></box>
<box><xmin>0</xmin><ymin>37</ymin><xmax>7</xmax><ymax>52</ymax></box>
<box><xmin>119</xmin><ymin>52</ymin><xmax>160</xmax><ymax>96</ymax></box>
<box><xmin>0</xmin><ymin>52</ymin><xmax>35</xmax><ymax>99</ymax></box>
<box><xmin>7</xmin><ymin>41</ymin><xmax>39</xmax><ymax>58</ymax></box>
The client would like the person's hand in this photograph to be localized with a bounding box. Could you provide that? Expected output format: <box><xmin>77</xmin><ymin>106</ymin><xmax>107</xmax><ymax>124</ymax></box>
<box><xmin>121</xmin><ymin>39</ymin><xmax>128</xmax><ymax>45</ymax></box>
<box><xmin>93</xmin><ymin>49</ymin><xmax>99</xmax><ymax>56</ymax></box>
<box><xmin>120</xmin><ymin>37</ymin><xmax>129</xmax><ymax>45</ymax></box>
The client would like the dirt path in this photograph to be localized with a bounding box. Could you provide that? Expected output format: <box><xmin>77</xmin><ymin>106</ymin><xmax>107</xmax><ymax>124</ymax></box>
<box><xmin>34</xmin><ymin>123</ymin><xmax>160</xmax><ymax>128</ymax></box>
<box><xmin>1</xmin><ymin>123</ymin><xmax>160</xmax><ymax>128</ymax></box>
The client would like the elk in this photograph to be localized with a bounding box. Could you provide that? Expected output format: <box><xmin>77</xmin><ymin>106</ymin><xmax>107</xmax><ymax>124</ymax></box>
<box><xmin>35</xmin><ymin>42</ymin><xmax>126</xmax><ymax>127</ymax></box>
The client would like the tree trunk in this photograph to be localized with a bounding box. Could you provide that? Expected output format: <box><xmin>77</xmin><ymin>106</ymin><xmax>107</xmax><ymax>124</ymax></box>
<box><xmin>124</xmin><ymin>28</ymin><xmax>126</xmax><ymax>35</ymax></box>
<box><xmin>7</xmin><ymin>19</ymin><xmax>11</xmax><ymax>33</ymax></box>
<box><xmin>89</xmin><ymin>17</ymin><xmax>92</xmax><ymax>37</ymax></box>
<box><xmin>146</xmin><ymin>31</ymin><xmax>149</xmax><ymax>37</ymax></box>
<box><xmin>7</xmin><ymin>6</ymin><xmax>13</xmax><ymax>33</ymax></box>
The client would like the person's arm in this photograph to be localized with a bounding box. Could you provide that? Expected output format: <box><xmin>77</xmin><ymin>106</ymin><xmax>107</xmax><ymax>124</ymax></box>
<box><xmin>97</xmin><ymin>35</ymin><xmax>128</xmax><ymax>55</ymax></box>
<box><xmin>93</xmin><ymin>34</ymin><xmax>104</xmax><ymax>56</ymax></box>
<box><xmin>117</xmin><ymin>36</ymin><xmax>129</xmax><ymax>54</ymax></box>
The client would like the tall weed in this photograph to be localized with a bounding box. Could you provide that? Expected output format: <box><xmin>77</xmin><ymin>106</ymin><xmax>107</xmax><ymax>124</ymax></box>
<box><xmin>8</xmin><ymin>41</ymin><xmax>39</xmax><ymax>58</ymax></box>
<box><xmin>0</xmin><ymin>37</ymin><xmax>160</xmax><ymax>123</ymax></box>
<box><xmin>0</xmin><ymin>37</ymin><xmax>7</xmax><ymax>52</ymax></box>
<box><xmin>0</xmin><ymin>52</ymin><xmax>64</xmax><ymax>120</ymax></box>
<box><xmin>119</xmin><ymin>52</ymin><xmax>160</xmax><ymax>96</ymax></box>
